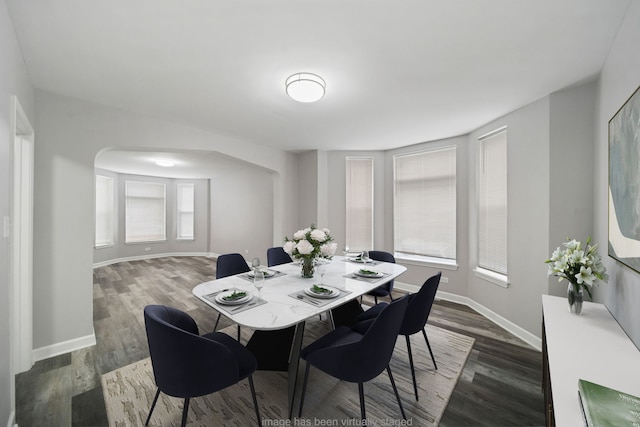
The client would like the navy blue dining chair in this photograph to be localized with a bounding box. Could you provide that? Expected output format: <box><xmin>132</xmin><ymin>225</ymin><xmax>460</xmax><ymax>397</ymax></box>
<box><xmin>267</xmin><ymin>246</ymin><xmax>293</xmax><ymax>267</ymax></box>
<box><xmin>216</xmin><ymin>252</ymin><xmax>250</xmax><ymax>279</ymax></box>
<box><xmin>143</xmin><ymin>305</ymin><xmax>261</xmax><ymax>427</ymax></box>
<box><xmin>357</xmin><ymin>272</ymin><xmax>442</xmax><ymax>401</ymax></box>
<box><xmin>365</xmin><ymin>250</ymin><xmax>396</xmax><ymax>304</ymax></box>
<box><xmin>298</xmin><ymin>296</ymin><xmax>409</xmax><ymax>421</ymax></box>
<box><xmin>214</xmin><ymin>253</ymin><xmax>250</xmax><ymax>338</ymax></box>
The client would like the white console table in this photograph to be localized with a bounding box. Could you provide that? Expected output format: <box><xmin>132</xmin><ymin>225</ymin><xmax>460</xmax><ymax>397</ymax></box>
<box><xmin>542</xmin><ymin>294</ymin><xmax>640</xmax><ymax>426</ymax></box>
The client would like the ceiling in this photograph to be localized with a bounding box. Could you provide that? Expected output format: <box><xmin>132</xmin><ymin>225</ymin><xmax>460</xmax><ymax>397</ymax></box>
<box><xmin>95</xmin><ymin>149</ymin><xmax>262</xmax><ymax>179</ymax></box>
<box><xmin>6</xmin><ymin>0</ymin><xmax>632</xmax><ymax>176</ymax></box>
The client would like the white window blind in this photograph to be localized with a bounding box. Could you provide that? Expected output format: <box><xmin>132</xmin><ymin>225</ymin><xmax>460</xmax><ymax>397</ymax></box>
<box><xmin>345</xmin><ymin>157</ymin><xmax>374</xmax><ymax>252</ymax></box>
<box><xmin>125</xmin><ymin>181</ymin><xmax>166</xmax><ymax>243</ymax></box>
<box><xmin>177</xmin><ymin>183</ymin><xmax>195</xmax><ymax>240</ymax></box>
<box><xmin>394</xmin><ymin>147</ymin><xmax>456</xmax><ymax>260</ymax></box>
<box><xmin>478</xmin><ymin>128</ymin><xmax>508</xmax><ymax>275</ymax></box>
<box><xmin>95</xmin><ymin>175</ymin><xmax>114</xmax><ymax>247</ymax></box>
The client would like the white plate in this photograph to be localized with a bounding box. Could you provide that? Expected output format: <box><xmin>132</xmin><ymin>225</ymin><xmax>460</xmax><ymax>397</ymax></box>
<box><xmin>304</xmin><ymin>285</ymin><xmax>339</xmax><ymax>299</ymax></box>
<box><xmin>348</xmin><ymin>257</ymin><xmax>365</xmax><ymax>263</ymax></box>
<box><xmin>355</xmin><ymin>270</ymin><xmax>383</xmax><ymax>278</ymax></box>
<box><xmin>248</xmin><ymin>269</ymin><xmax>276</xmax><ymax>278</ymax></box>
<box><xmin>215</xmin><ymin>290</ymin><xmax>253</xmax><ymax>305</ymax></box>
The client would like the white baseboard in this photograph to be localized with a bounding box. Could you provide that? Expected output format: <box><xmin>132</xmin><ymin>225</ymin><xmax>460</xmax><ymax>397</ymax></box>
<box><xmin>32</xmin><ymin>330</ymin><xmax>97</xmax><ymax>362</ymax></box>
<box><xmin>394</xmin><ymin>281</ymin><xmax>542</xmax><ymax>351</ymax></box>
<box><xmin>93</xmin><ymin>251</ymin><xmax>214</xmax><ymax>268</ymax></box>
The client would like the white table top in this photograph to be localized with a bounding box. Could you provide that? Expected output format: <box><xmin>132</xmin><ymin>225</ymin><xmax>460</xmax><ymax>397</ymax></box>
<box><xmin>193</xmin><ymin>256</ymin><xmax>407</xmax><ymax>331</ymax></box>
<box><xmin>542</xmin><ymin>294</ymin><xmax>640</xmax><ymax>426</ymax></box>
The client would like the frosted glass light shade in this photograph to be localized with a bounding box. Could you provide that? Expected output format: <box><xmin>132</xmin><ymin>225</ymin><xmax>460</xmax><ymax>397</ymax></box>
<box><xmin>285</xmin><ymin>73</ymin><xmax>326</xmax><ymax>103</ymax></box>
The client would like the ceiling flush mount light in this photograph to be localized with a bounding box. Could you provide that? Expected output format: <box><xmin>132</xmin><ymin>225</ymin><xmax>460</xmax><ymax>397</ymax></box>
<box><xmin>285</xmin><ymin>72</ymin><xmax>326</xmax><ymax>103</ymax></box>
<box><xmin>155</xmin><ymin>159</ymin><xmax>175</xmax><ymax>167</ymax></box>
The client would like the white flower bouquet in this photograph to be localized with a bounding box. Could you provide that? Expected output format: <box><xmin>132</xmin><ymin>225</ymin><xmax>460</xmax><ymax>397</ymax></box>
<box><xmin>283</xmin><ymin>224</ymin><xmax>338</xmax><ymax>261</ymax></box>
<box><xmin>546</xmin><ymin>237</ymin><xmax>608</xmax><ymax>299</ymax></box>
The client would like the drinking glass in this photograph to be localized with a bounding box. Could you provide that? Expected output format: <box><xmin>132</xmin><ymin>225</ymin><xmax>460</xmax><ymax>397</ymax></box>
<box><xmin>251</xmin><ymin>257</ymin><xmax>260</xmax><ymax>269</ymax></box>
<box><xmin>316</xmin><ymin>259</ymin><xmax>327</xmax><ymax>285</ymax></box>
<box><xmin>253</xmin><ymin>270</ymin><xmax>265</xmax><ymax>300</ymax></box>
<box><xmin>361</xmin><ymin>250</ymin><xmax>370</xmax><ymax>265</ymax></box>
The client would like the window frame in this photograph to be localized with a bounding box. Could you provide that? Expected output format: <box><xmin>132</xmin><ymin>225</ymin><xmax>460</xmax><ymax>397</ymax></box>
<box><xmin>125</xmin><ymin>180</ymin><xmax>167</xmax><ymax>244</ymax></box>
<box><xmin>345</xmin><ymin>156</ymin><xmax>374</xmax><ymax>252</ymax></box>
<box><xmin>95</xmin><ymin>174</ymin><xmax>114</xmax><ymax>248</ymax></box>
<box><xmin>474</xmin><ymin>126</ymin><xmax>509</xmax><ymax>287</ymax></box>
<box><xmin>393</xmin><ymin>146</ymin><xmax>457</xmax><ymax>268</ymax></box>
<box><xmin>176</xmin><ymin>182</ymin><xmax>195</xmax><ymax>241</ymax></box>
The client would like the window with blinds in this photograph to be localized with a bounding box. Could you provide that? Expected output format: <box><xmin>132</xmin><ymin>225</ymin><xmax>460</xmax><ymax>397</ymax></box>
<box><xmin>393</xmin><ymin>147</ymin><xmax>456</xmax><ymax>261</ymax></box>
<box><xmin>95</xmin><ymin>175</ymin><xmax>114</xmax><ymax>247</ymax></box>
<box><xmin>125</xmin><ymin>181</ymin><xmax>166</xmax><ymax>243</ymax></box>
<box><xmin>478</xmin><ymin>128</ymin><xmax>508</xmax><ymax>276</ymax></box>
<box><xmin>177</xmin><ymin>183</ymin><xmax>195</xmax><ymax>240</ymax></box>
<box><xmin>345</xmin><ymin>157</ymin><xmax>374</xmax><ymax>252</ymax></box>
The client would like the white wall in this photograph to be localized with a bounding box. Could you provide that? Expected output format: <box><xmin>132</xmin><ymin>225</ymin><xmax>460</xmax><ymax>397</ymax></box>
<box><xmin>326</xmin><ymin>85</ymin><xmax>596</xmax><ymax>341</ymax></box>
<box><xmin>548</xmin><ymin>82</ymin><xmax>597</xmax><ymax>297</ymax></box>
<box><xmin>33</xmin><ymin>91</ymin><xmax>298</xmax><ymax>352</ymax></box>
<box><xmin>467</xmin><ymin>97</ymin><xmax>551</xmax><ymax>338</ymax></box>
<box><xmin>596</xmin><ymin>0</ymin><xmax>640</xmax><ymax>347</ymax></box>
<box><xmin>297</xmin><ymin>150</ymin><xmax>319</xmax><ymax>230</ymax></box>
<box><xmin>0</xmin><ymin>0</ymin><xmax>35</xmax><ymax>424</ymax></box>
<box><xmin>209</xmin><ymin>165</ymin><xmax>275</xmax><ymax>263</ymax></box>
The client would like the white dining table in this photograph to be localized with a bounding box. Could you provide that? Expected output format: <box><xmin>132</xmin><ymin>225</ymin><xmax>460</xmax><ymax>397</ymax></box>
<box><xmin>192</xmin><ymin>255</ymin><xmax>407</xmax><ymax>418</ymax></box>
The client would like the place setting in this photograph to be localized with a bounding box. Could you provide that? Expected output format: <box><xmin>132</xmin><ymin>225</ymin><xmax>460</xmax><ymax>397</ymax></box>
<box><xmin>289</xmin><ymin>260</ymin><xmax>351</xmax><ymax>307</ymax></box>
<box><xmin>203</xmin><ymin>287</ymin><xmax>267</xmax><ymax>314</ymax></box>
<box><xmin>238</xmin><ymin>267</ymin><xmax>285</xmax><ymax>282</ymax></box>
<box><xmin>344</xmin><ymin>250</ymin><xmax>381</xmax><ymax>265</ymax></box>
<box><xmin>345</xmin><ymin>267</ymin><xmax>389</xmax><ymax>282</ymax></box>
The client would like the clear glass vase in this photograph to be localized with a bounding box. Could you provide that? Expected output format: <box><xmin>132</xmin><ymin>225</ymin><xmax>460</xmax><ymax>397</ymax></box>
<box><xmin>567</xmin><ymin>282</ymin><xmax>584</xmax><ymax>314</ymax></box>
<box><xmin>301</xmin><ymin>258</ymin><xmax>314</xmax><ymax>278</ymax></box>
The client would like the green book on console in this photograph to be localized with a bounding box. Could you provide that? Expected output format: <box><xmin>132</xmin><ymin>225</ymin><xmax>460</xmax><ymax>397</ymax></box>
<box><xmin>578</xmin><ymin>379</ymin><xmax>640</xmax><ymax>426</ymax></box>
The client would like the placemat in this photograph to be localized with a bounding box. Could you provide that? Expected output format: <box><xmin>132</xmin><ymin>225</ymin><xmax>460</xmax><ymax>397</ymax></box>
<box><xmin>288</xmin><ymin>287</ymin><xmax>352</xmax><ymax>307</ymax></box>
<box><xmin>202</xmin><ymin>288</ymin><xmax>267</xmax><ymax>314</ymax></box>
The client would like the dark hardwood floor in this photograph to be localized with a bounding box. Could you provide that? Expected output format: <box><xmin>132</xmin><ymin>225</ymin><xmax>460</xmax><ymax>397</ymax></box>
<box><xmin>15</xmin><ymin>256</ymin><xmax>545</xmax><ymax>426</ymax></box>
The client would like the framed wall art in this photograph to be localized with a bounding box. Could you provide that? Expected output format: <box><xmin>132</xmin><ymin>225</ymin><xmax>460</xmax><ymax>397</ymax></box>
<box><xmin>609</xmin><ymin>85</ymin><xmax>640</xmax><ymax>273</ymax></box>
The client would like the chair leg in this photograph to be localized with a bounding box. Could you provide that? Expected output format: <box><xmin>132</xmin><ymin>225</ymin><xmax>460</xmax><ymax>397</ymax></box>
<box><xmin>181</xmin><ymin>398</ymin><xmax>190</xmax><ymax>427</ymax></box>
<box><xmin>214</xmin><ymin>313</ymin><xmax>221</xmax><ymax>330</ymax></box>
<box><xmin>358</xmin><ymin>382</ymin><xmax>366</xmax><ymax>421</ymax></box>
<box><xmin>145</xmin><ymin>388</ymin><xmax>161</xmax><ymax>426</ymax></box>
<box><xmin>405</xmin><ymin>335</ymin><xmax>419</xmax><ymax>401</ymax></box>
<box><xmin>298</xmin><ymin>362</ymin><xmax>311</xmax><ymax>418</ymax></box>
<box><xmin>247</xmin><ymin>375</ymin><xmax>261</xmax><ymax>427</ymax></box>
<box><xmin>237</xmin><ymin>325</ymin><xmax>241</xmax><ymax>341</ymax></box>
<box><xmin>374</xmin><ymin>296</ymin><xmax>378</xmax><ymax>304</ymax></box>
<box><xmin>387</xmin><ymin>366</ymin><xmax>406</xmax><ymax>420</ymax></box>
<box><xmin>422</xmin><ymin>328</ymin><xmax>437</xmax><ymax>370</ymax></box>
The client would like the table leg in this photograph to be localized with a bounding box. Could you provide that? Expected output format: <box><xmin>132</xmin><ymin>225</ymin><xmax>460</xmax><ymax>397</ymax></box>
<box><xmin>329</xmin><ymin>299</ymin><xmax>364</xmax><ymax>329</ymax></box>
<box><xmin>246</xmin><ymin>326</ymin><xmax>296</xmax><ymax>371</ymax></box>
<box><xmin>288</xmin><ymin>321</ymin><xmax>306</xmax><ymax>419</ymax></box>
<box><xmin>244</xmin><ymin>322</ymin><xmax>306</xmax><ymax>419</ymax></box>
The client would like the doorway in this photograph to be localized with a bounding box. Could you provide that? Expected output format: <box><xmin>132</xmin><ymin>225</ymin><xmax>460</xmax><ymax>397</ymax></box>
<box><xmin>9</xmin><ymin>96</ymin><xmax>35</xmax><ymax>415</ymax></box>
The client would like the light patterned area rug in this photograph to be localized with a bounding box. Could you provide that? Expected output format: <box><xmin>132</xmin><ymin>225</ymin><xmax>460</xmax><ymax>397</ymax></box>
<box><xmin>102</xmin><ymin>319</ymin><xmax>474</xmax><ymax>427</ymax></box>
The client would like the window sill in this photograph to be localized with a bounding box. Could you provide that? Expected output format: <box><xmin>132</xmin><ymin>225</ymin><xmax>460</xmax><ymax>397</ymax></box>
<box><xmin>94</xmin><ymin>244</ymin><xmax>114</xmax><ymax>249</ymax></box>
<box><xmin>395</xmin><ymin>253</ymin><xmax>458</xmax><ymax>271</ymax></box>
<box><xmin>474</xmin><ymin>267</ymin><xmax>509</xmax><ymax>288</ymax></box>
<box><xmin>125</xmin><ymin>240</ymin><xmax>167</xmax><ymax>245</ymax></box>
